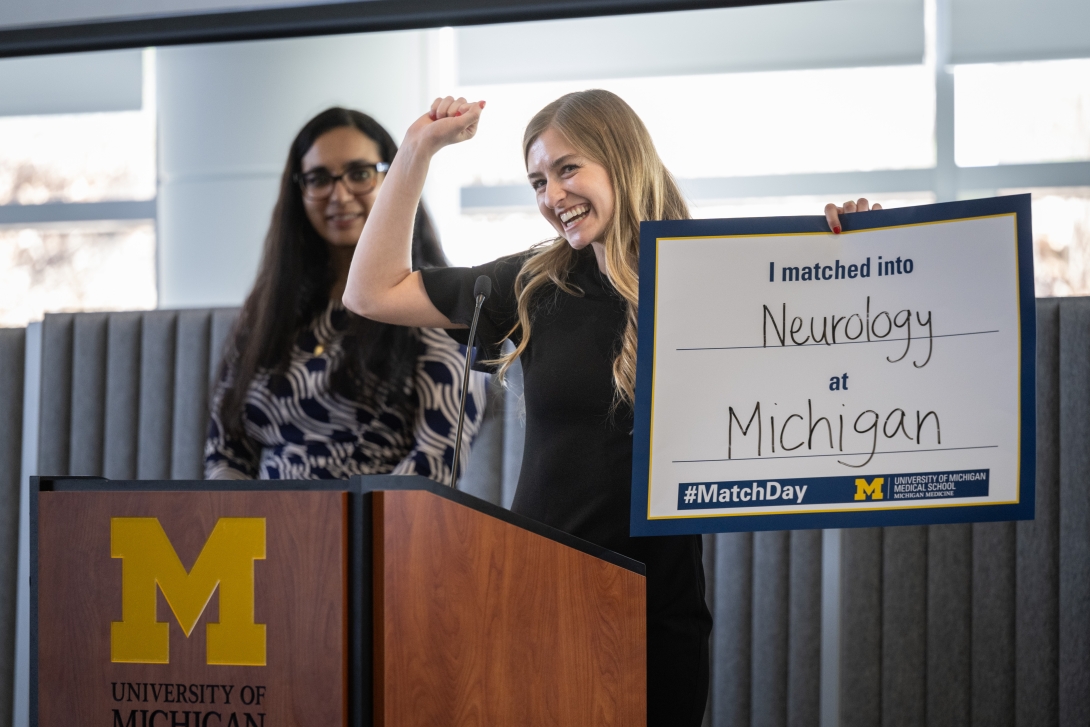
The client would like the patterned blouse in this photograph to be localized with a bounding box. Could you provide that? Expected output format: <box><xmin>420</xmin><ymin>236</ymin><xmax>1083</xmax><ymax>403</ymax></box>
<box><xmin>205</xmin><ymin>300</ymin><xmax>488</xmax><ymax>482</ymax></box>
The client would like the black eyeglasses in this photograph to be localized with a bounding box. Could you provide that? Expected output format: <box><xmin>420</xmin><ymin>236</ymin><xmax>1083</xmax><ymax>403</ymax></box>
<box><xmin>294</xmin><ymin>162</ymin><xmax>390</xmax><ymax>200</ymax></box>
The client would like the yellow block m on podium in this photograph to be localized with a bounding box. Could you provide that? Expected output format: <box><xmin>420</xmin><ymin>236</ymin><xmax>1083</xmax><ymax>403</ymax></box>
<box><xmin>110</xmin><ymin>517</ymin><xmax>266</xmax><ymax>665</ymax></box>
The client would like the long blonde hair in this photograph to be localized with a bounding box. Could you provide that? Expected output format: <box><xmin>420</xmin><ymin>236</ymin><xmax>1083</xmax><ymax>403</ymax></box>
<box><xmin>493</xmin><ymin>89</ymin><xmax>690</xmax><ymax>407</ymax></box>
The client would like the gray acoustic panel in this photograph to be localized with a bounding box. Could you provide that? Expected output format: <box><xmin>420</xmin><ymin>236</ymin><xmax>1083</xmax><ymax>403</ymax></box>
<box><xmin>37</xmin><ymin>315</ymin><xmax>74</xmax><ymax>477</ymax></box>
<box><xmin>752</xmin><ymin>530</ymin><xmax>789</xmax><ymax>727</ymax></box>
<box><xmin>1058</xmin><ymin>297</ymin><xmax>1090</xmax><ymax>724</ymax></box>
<box><xmin>30</xmin><ymin>308</ymin><xmax>239</xmax><ymax>483</ymax></box>
<box><xmin>171</xmin><ymin>310</ymin><xmax>211</xmax><ymax>480</ymax></box>
<box><xmin>1016</xmin><ymin>299</ymin><xmax>1059</xmax><ymax>726</ymax></box>
<box><xmin>11</xmin><ymin>296</ymin><xmax>1090</xmax><ymax>727</ymax></box>
<box><xmin>458</xmin><ymin>378</ymin><xmax>505</xmax><ymax>506</ymax></box>
<box><xmin>208</xmin><ymin>308</ymin><xmax>239</xmax><ymax>387</ymax></box>
<box><xmin>881</xmin><ymin>526</ymin><xmax>927</xmax><ymax>727</ymax></box>
<box><xmin>68</xmin><ymin>313</ymin><xmax>108</xmax><ymax>476</ymax></box>
<box><xmin>500</xmin><ymin>356</ymin><xmax>525</xmax><ymax>510</ymax></box>
<box><xmin>926</xmin><ymin>523</ymin><xmax>972</xmax><ymax>725</ymax></box>
<box><xmin>0</xmin><ymin>328</ymin><xmax>24</xmax><ymax>727</ymax></box>
<box><xmin>103</xmin><ymin>313</ymin><xmax>143</xmax><ymax>480</ymax></box>
<box><xmin>970</xmin><ymin>520</ymin><xmax>1016</xmax><ymax>726</ymax></box>
<box><xmin>702</xmin><ymin>534</ymin><xmax>716</xmax><ymax>617</ymax></box>
<box><xmin>701</xmin><ymin>532</ymin><xmax>715</xmax><ymax>727</ymax></box>
<box><xmin>839</xmin><ymin>527</ymin><xmax>882</xmax><ymax>727</ymax></box>
<box><xmin>710</xmin><ymin>532</ymin><xmax>752</xmax><ymax>727</ymax></box>
<box><xmin>788</xmin><ymin>529</ymin><xmax>821</xmax><ymax>727</ymax></box>
<box><xmin>206</xmin><ymin>308</ymin><xmax>239</xmax><ymax>480</ymax></box>
<box><xmin>703</xmin><ymin>527</ymin><xmax>822</xmax><ymax>727</ymax></box>
<box><xmin>136</xmin><ymin>311</ymin><xmax>177</xmax><ymax>480</ymax></box>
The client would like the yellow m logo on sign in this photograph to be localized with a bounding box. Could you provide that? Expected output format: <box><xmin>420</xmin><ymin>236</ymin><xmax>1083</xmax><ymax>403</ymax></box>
<box><xmin>854</xmin><ymin>477</ymin><xmax>884</xmax><ymax>501</ymax></box>
<box><xmin>110</xmin><ymin>517</ymin><xmax>266</xmax><ymax>665</ymax></box>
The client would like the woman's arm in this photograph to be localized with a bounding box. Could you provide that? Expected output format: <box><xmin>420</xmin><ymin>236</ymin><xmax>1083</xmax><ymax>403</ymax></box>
<box><xmin>343</xmin><ymin>96</ymin><xmax>485</xmax><ymax>328</ymax></box>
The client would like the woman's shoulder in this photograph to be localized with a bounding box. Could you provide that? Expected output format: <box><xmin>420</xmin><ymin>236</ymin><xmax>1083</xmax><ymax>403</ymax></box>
<box><xmin>419</xmin><ymin>248</ymin><xmax>535</xmax><ymax>315</ymax></box>
<box><xmin>433</xmin><ymin>249</ymin><xmax>535</xmax><ymax>287</ymax></box>
<box><xmin>490</xmin><ymin>249</ymin><xmax>536</xmax><ymax>274</ymax></box>
<box><xmin>482</xmin><ymin>244</ymin><xmax>560</xmax><ymax>296</ymax></box>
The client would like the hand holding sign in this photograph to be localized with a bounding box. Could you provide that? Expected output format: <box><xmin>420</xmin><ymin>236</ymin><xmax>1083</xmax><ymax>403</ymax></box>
<box><xmin>823</xmin><ymin>198</ymin><xmax>883</xmax><ymax>234</ymax></box>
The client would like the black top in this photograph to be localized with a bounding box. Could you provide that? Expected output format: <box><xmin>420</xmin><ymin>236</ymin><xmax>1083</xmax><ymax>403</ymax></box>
<box><xmin>422</xmin><ymin>246</ymin><xmax>709</xmax><ymax>596</ymax></box>
<box><xmin>421</xmin><ymin>247</ymin><xmax>635</xmax><ymax>549</ymax></box>
<box><xmin>423</xmin><ymin>245</ymin><xmax>711</xmax><ymax>725</ymax></box>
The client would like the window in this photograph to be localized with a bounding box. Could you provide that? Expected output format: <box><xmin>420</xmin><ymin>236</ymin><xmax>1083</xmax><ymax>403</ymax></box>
<box><xmin>440</xmin><ymin>29</ymin><xmax>1089</xmax><ymax>293</ymax></box>
<box><xmin>451</xmin><ymin>65</ymin><xmax>934</xmax><ymax>188</ymax></box>
<box><xmin>0</xmin><ymin>223</ymin><xmax>156</xmax><ymax>327</ymax></box>
<box><xmin>0</xmin><ymin>50</ymin><xmax>157</xmax><ymax>326</ymax></box>
<box><xmin>1002</xmin><ymin>188</ymin><xmax>1090</xmax><ymax>296</ymax></box>
<box><xmin>0</xmin><ymin>110</ymin><xmax>155</xmax><ymax>205</ymax></box>
<box><xmin>955</xmin><ymin>59</ymin><xmax>1090</xmax><ymax>167</ymax></box>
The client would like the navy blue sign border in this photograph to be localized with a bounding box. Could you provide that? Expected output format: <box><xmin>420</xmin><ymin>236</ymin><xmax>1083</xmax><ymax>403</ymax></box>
<box><xmin>631</xmin><ymin>194</ymin><xmax>1037</xmax><ymax>535</ymax></box>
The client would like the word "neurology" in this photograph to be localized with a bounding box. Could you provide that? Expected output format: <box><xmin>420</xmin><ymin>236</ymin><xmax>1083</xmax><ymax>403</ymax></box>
<box><xmin>763</xmin><ymin>296</ymin><xmax>934</xmax><ymax>368</ymax></box>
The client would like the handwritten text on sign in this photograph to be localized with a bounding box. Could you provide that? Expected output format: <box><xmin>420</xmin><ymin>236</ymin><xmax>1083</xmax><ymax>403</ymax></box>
<box><xmin>633</xmin><ymin>203</ymin><xmax>1034</xmax><ymax>534</ymax></box>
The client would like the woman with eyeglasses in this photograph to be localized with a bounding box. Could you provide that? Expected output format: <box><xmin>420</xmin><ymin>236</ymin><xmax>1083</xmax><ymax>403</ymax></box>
<box><xmin>205</xmin><ymin>106</ymin><xmax>487</xmax><ymax>482</ymax></box>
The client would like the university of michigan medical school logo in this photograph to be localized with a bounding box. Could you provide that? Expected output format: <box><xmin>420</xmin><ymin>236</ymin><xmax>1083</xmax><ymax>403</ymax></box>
<box><xmin>854</xmin><ymin>477</ymin><xmax>884</xmax><ymax>501</ymax></box>
<box><xmin>110</xmin><ymin>517</ymin><xmax>266</xmax><ymax>666</ymax></box>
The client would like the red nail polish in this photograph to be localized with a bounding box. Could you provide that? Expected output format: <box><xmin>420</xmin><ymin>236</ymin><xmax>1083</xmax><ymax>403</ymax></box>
<box><xmin>455</xmin><ymin>111</ymin><xmax>462</xmax><ymax>117</ymax></box>
<box><xmin>479</xmin><ymin>100</ymin><xmax>486</xmax><ymax>109</ymax></box>
<box><xmin>833</xmin><ymin>226</ymin><xmax>841</xmax><ymax>234</ymax></box>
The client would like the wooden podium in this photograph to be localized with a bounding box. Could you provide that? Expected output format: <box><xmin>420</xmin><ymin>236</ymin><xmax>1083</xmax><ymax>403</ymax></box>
<box><xmin>31</xmin><ymin>475</ymin><xmax>646</xmax><ymax>727</ymax></box>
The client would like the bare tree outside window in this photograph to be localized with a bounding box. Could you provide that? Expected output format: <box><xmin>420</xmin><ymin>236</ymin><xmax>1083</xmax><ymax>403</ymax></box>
<box><xmin>0</xmin><ymin>104</ymin><xmax>157</xmax><ymax>325</ymax></box>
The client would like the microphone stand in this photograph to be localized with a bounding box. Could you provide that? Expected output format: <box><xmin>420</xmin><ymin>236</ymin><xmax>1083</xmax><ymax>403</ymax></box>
<box><xmin>449</xmin><ymin>275</ymin><xmax>491</xmax><ymax>488</ymax></box>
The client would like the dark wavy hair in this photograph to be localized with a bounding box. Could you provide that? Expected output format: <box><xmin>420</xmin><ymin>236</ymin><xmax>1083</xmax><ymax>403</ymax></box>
<box><xmin>217</xmin><ymin>107</ymin><xmax>447</xmax><ymax>439</ymax></box>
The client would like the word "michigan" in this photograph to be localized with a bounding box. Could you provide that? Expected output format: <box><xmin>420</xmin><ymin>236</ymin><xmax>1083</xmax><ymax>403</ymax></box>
<box><xmin>111</xmin><ymin>517</ymin><xmax>266</xmax><ymax>665</ymax></box>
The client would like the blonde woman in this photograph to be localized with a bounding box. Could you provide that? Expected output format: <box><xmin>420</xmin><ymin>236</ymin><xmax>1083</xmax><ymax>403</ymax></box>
<box><xmin>344</xmin><ymin>90</ymin><xmax>872</xmax><ymax>724</ymax></box>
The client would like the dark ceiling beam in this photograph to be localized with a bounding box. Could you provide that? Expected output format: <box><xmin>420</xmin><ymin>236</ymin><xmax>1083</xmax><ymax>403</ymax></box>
<box><xmin>0</xmin><ymin>200</ymin><xmax>157</xmax><ymax>225</ymax></box>
<box><xmin>0</xmin><ymin>0</ymin><xmax>808</xmax><ymax>59</ymax></box>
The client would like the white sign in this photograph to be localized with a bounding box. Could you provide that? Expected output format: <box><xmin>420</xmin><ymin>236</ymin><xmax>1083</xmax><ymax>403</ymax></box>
<box><xmin>631</xmin><ymin>196</ymin><xmax>1035</xmax><ymax>534</ymax></box>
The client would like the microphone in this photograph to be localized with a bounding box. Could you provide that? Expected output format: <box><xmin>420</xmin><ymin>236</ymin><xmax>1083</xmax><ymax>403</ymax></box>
<box><xmin>472</xmin><ymin>274</ymin><xmax>492</xmax><ymax>301</ymax></box>
<box><xmin>449</xmin><ymin>275</ymin><xmax>492</xmax><ymax>488</ymax></box>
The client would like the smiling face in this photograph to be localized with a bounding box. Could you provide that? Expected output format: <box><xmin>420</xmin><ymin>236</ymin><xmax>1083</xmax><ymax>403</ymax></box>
<box><xmin>526</xmin><ymin>127</ymin><xmax>615</xmax><ymax>252</ymax></box>
<box><xmin>299</xmin><ymin>126</ymin><xmax>385</xmax><ymax>246</ymax></box>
